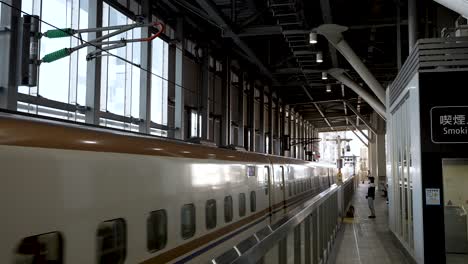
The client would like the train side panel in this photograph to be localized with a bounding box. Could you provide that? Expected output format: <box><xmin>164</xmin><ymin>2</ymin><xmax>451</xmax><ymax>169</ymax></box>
<box><xmin>0</xmin><ymin>145</ymin><xmax>272</xmax><ymax>263</ymax></box>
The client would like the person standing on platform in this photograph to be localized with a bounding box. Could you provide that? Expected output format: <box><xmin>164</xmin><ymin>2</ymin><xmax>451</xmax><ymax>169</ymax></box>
<box><xmin>366</xmin><ymin>177</ymin><xmax>376</xmax><ymax>218</ymax></box>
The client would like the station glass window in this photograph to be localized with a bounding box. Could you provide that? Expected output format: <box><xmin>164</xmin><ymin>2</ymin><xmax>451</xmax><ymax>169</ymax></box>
<box><xmin>224</xmin><ymin>196</ymin><xmax>233</xmax><ymax>223</ymax></box>
<box><xmin>147</xmin><ymin>210</ymin><xmax>167</xmax><ymax>252</ymax></box>
<box><xmin>15</xmin><ymin>232</ymin><xmax>63</xmax><ymax>263</ymax></box>
<box><xmin>96</xmin><ymin>218</ymin><xmax>126</xmax><ymax>264</ymax></box>
<box><xmin>151</xmin><ymin>36</ymin><xmax>169</xmax><ymax>126</ymax></box>
<box><xmin>250</xmin><ymin>191</ymin><xmax>256</xmax><ymax>212</ymax></box>
<box><xmin>190</xmin><ymin>110</ymin><xmax>202</xmax><ymax>138</ymax></box>
<box><xmin>100</xmin><ymin>3</ymin><xmax>140</xmax><ymax>119</ymax></box>
<box><xmin>181</xmin><ymin>204</ymin><xmax>196</xmax><ymax>239</ymax></box>
<box><xmin>206</xmin><ymin>199</ymin><xmax>217</xmax><ymax>230</ymax></box>
<box><xmin>239</xmin><ymin>193</ymin><xmax>246</xmax><ymax>217</ymax></box>
<box><xmin>19</xmin><ymin>0</ymin><xmax>88</xmax><ymax>120</ymax></box>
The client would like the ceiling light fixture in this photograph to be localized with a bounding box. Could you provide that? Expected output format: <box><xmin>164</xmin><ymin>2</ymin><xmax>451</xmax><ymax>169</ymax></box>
<box><xmin>326</xmin><ymin>84</ymin><xmax>332</xmax><ymax>93</ymax></box>
<box><xmin>309</xmin><ymin>32</ymin><xmax>317</xmax><ymax>44</ymax></box>
<box><xmin>322</xmin><ymin>72</ymin><xmax>328</xmax><ymax>80</ymax></box>
<box><xmin>316</xmin><ymin>51</ymin><xmax>323</xmax><ymax>63</ymax></box>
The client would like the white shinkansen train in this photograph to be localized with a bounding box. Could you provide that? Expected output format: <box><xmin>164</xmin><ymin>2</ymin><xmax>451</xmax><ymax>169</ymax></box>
<box><xmin>0</xmin><ymin>112</ymin><xmax>339</xmax><ymax>264</ymax></box>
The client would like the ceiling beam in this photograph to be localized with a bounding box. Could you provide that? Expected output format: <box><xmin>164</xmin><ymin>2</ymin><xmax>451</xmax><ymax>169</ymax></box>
<box><xmin>344</xmin><ymin>101</ymin><xmax>377</xmax><ymax>135</ymax></box>
<box><xmin>274</xmin><ymin>82</ymin><xmax>330</xmax><ymax>87</ymax></box>
<box><xmin>273</xmin><ymin>68</ymin><xmax>323</xmax><ymax>74</ymax></box>
<box><xmin>349</xmin><ymin>20</ymin><xmax>408</xmax><ymax>30</ymax></box>
<box><xmin>350</xmin><ymin>129</ymin><xmax>369</xmax><ymax>147</ymax></box>
<box><xmin>346</xmin><ymin>117</ymin><xmax>373</xmax><ymax>143</ymax></box>
<box><xmin>192</xmin><ymin>0</ymin><xmax>275</xmax><ymax>81</ymax></box>
<box><xmin>301</xmin><ymin>85</ymin><xmax>334</xmax><ymax>130</ymax></box>
<box><xmin>304</xmin><ymin>114</ymin><xmax>354</xmax><ymax>121</ymax></box>
<box><xmin>238</xmin><ymin>25</ymin><xmax>282</xmax><ymax>37</ymax></box>
<box><xmin>316</xmin><ymin>123</ymin><xmax>367</xmax><ymax>131</ymax></box>
<box><xmin>237</xmin><ymin>21</ymin><xmax>408</xmax><ymax>37</ymax></box>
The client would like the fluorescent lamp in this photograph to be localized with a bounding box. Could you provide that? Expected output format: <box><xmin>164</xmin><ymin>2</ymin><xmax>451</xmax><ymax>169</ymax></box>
<box><xmin>316</xmin><ymin>51</ymin><xmax>323</xmax><ymax>63</ymax></box>
<box><xmin>309</xmin><ymin>32</ymin><xmax>317</xmax><ymax>44</ymax></box>
<box><xmin>322</xmin><ymin>72</ymin><xmax>328</xmax><ymax>80</ymax></box>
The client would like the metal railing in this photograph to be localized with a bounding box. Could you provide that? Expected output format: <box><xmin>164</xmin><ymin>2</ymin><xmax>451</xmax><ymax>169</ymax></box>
<box><xmin>212</xmin><ymin>176</ymin><xmax>355</xmax><ymax>264</ymax></box>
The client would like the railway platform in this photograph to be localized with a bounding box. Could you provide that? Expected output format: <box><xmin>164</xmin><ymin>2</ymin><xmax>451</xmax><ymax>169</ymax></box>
<box><xmin>328</xmin><ymin>183</ymin><xmax>414</xmax><ymax>264</ymax></box>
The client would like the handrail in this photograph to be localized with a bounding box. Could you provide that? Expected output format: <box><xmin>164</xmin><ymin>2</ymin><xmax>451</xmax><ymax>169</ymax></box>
<box><xmin>228</xmin><ymin>177</ymin><xmax>354</xmax><ymax>264</ymax></box>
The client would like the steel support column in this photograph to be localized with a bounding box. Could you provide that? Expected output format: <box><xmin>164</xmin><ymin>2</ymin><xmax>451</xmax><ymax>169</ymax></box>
<box><xmin>237</xmin><ymin>72</ymin><xmax>245</xmax><ymax>147</ymax></box>
<box><xmin>275</xmin><ymin>97</ymin><xmax>281</xmax><ymax>155</ymax></box>
<box><xmin>281</xmin><ymin>102</ymin><xmax>286</xmax><ymax>156</ymax></box>
<box><xmin>248</xmin><ymin>80</ymin><xmax>255</xmax><ymax>151</ymax></box>
<box><xmin>299</xmin><ymin>116</ymin><xmax>304</xmax><ymax>159</ymax></box>
<box><xmin>258</xmin><ymin>86</ymin><xmax>265</xmax><ymax>153</ymax></box>
<box><xmin>172</xmin><ymin>17</ymin><xmax>185</xmax><ymax>140</ymax></box>
<box><xmin>221</xmin><ymin>56</ymin><xmax>231</xmax><ymax>146</ymax></box>
<box><xmin>287</xmin><ymin>109</ymin><xmax>292</xmax><ymax>158</ymax></box>
<box><xmin>372</xmin><ymin>112</ymin><xmax>386</xmax><ymax>189</ymax></box>
<box><xmin>200</xmin><ymin>48</ymin><xmax>210</xmax><ymax>140</ymax></box>
<box><xmin>396</xmin><ymin>0</ymin><xmax>402</xmax><ymax>70</ymax></box>
<box><xmin>0</xmin><ymin>0</ymin><xmax>20</xmax><ymax>110</ymax></box>
<box><xmin>268</xmin><ymin>90</ymin><xmax>273</xmax><ymax>154</ymax></box>
<box><xmin>85</xmin><ymin>0</ymin><xmax>103</xmax><ymax>124</ymax></box>
<box><xmin>408</xmin><ymin>0</ymin><xmax>418</xmax><ymax>51</ymax></box>
<box><xmin>138</xmin><ymin>0</ymin><xmax>152</xmax><ymax>133</ymax></box>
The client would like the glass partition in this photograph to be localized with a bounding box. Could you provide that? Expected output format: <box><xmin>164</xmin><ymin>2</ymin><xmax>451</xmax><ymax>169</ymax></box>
<box><xmin>442</xmin><ymin>159</ymin><xmax>468</xmax><ymax>264</ymax></box>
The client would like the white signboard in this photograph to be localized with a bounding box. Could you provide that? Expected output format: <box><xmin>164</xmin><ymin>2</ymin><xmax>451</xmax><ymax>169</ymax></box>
<box><xmin>425</xmin><ymin>188</ymin><xmax>441</xmax><ymax>205</ymax></box>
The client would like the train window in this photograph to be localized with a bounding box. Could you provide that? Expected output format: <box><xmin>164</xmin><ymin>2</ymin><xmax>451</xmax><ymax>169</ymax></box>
<box><xmin>181</xmin><ymin>204</ymin><xmax>196</xmax><ymax>239</ymax></box>
<box><xmin>239</xmin><ymin>193</ymin><xmax>246</xmax><ymax>217</ymax></box>
<box><xmin>264</xmin><ymin>166</ymin><xmax>269</xmax><ymax>195</ymax></box>
<box><xmin>206</xmin><ymin>199</ymin><xmax>217</xmax><ymax>230</ymax></box>
<box><xmin>224</xmin><ymin>196</ymin><xmax>233</xmax><ymax>223</ymax></box>
<box><xmin>15</xmin><ymin>232</ymin><xmax>63</xmax><ymax>264</ymax></box>
<box><xmin>250</xmin><ymin>191</ymin><xmax>256</xmax><ymax>212</ymax></box>
<box><xmin>148</xmin><ymin>210</ymin><xmax>167</xmax><ymax>252</ymax></box>
<box><xmin>213</xmin><ymin>248</ymin><xmax>240</xmax><ymax>264</ymax></box>
<box><xmin>97</xmin><ymin>218</ymin><xmax>126</xmax><ymax>264</ymax></box>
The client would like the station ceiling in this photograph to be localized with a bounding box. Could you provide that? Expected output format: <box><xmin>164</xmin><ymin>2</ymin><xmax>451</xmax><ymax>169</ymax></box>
<box><xmin>153</xmin><ymin>0</ymin><xmax>412</xmax><ymax>130</ymax></box>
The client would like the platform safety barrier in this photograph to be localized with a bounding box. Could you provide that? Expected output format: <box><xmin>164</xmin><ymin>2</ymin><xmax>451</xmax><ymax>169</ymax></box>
<box><xmin>212</xmin><ymin>176</ymin><xmax>355</xmax><ymax>264</ymax></box>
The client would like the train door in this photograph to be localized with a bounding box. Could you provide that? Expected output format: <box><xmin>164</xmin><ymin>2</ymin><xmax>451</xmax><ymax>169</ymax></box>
<box><xmin>264</xmin><ymin>166</ymin><xmax>273</xmax><ymax>218</ymax></box>
<box><xmin>280</xmin><ymin>165</ymin><xmax>286</xmax><ymax>211</ymax></box>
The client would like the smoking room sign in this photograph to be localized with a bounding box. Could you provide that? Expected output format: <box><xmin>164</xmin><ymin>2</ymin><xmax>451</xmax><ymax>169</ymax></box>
<box><xmin>431</xmin><ymin>106</ymin><xmax>468</xmax><ymax>143</ymax></box>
